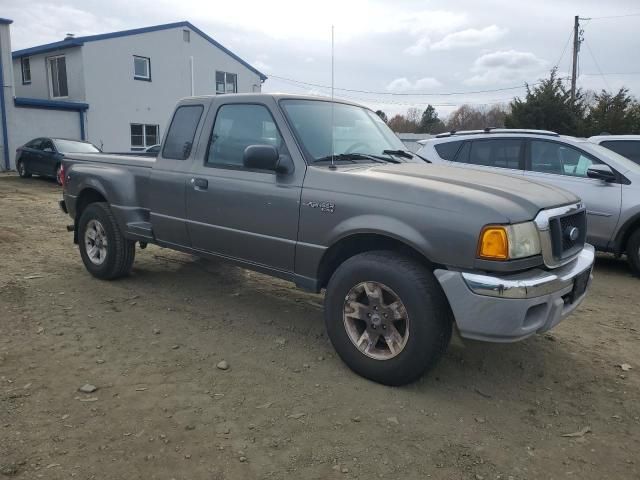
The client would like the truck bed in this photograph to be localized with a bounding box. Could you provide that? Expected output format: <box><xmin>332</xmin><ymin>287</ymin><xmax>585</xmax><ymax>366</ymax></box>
<box><xmin>64</xmin><ymin>153</ymin><xmax>156</xmax><ymax>168</ymax></box>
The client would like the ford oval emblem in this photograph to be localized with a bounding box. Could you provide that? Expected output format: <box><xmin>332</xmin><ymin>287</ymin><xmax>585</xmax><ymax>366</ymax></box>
<box><xmin>565</xmin><ymin>226</ymin><xmax>580</xmax><ymax>241</ymax></box>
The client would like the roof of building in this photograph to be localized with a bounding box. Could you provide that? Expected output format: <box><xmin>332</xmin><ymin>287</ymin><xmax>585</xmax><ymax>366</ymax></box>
<box><xmin>11</xmin><ymin>20</ymin><xmax>267</xmax><ymax>80</ymax></box>
<box><xmin>0</xmin><ymin>18</ymin><xmax>14</xmax><ymax>25</ymax></box>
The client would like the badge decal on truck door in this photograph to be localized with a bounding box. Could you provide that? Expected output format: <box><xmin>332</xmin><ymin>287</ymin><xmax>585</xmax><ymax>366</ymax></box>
<box><xmin>304</xmin><ymin>201</ymin><xmax>335</xmax><ymax>214</ymax></box>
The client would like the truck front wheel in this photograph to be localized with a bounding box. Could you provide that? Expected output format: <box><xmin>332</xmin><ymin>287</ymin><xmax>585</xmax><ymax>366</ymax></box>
<box><xmin>78</xmin><ymin>202</ymin><xmax>136</xmax><ymax>280</ymax></box>
<box><xmin>324</xmin><ymin>251</ymin><xmax>452</xmax><ymax>386</ymax></box>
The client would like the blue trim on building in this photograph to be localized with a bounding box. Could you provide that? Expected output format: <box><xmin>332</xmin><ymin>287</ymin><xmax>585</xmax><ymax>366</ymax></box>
<box><xmin>12</xmin><ymin>38</ymin><xmax>84</xmax><ymax>58</ymax></box>
<box><xmin>12</xmin><ymin>21</ymin><xmax>267</xmax><ymax>81</ymax></box>
<box><xmin>79</xmin><ymin>111</ymin><xmax>85</xmax><ymax>140</ymax></box>
<box><xmin>0</xmin><ymin>39</ymin><xmax>10</xmax><ymax>170</ymax></box>
<box><xmin>14</xmin><ymin>97</ymin><xmax>89</xmax><ymax>111</ymax></box>
<box><xmin>0</xmin><ymin>18</ymin><xmax>13</xmax><ymax>25</ymax></box>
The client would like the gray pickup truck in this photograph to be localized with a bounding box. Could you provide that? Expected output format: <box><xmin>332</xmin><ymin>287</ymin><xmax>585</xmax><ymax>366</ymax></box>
<box><xmin>59</xmin><ymin>94</ymin><xmax>595</xmax><ymax>386</ymax></box>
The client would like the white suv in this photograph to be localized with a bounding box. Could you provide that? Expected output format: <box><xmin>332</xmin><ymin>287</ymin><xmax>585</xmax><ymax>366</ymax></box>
<box><xmin>417</xmin><ymin>129</ymin><xmax>640</xmax><ymax>275</ymax></box>
<box><xmin>588</xmin><ymin>135</ymin><xmax>640</xmax><ymax>165</ymax></box>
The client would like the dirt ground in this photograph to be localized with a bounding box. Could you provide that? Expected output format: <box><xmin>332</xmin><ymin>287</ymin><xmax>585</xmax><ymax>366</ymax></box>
<box><xmin>0</xmin><ymin>172</ymin><xmax>639</xmax><ymax>480</ymax></box>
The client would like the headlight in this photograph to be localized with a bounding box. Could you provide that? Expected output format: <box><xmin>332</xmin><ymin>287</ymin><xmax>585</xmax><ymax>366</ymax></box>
<box><xmin>478</xmin><ymin>221</ymin><xmax>541</xmax><ymax>260</ymax></box>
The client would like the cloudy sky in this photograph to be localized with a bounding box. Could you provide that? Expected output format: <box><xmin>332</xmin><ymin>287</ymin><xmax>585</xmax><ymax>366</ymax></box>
<box><xmin>4</xmin><ymin>0</ymin><xmax>640</xmax><ymax>118</ymax></box>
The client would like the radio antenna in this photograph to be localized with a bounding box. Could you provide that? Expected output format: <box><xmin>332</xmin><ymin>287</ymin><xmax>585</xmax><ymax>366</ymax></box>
<box><xmin>330</xmin><ymin>25</ymin><xmax>336</xmax><ymax>170</ymax></box>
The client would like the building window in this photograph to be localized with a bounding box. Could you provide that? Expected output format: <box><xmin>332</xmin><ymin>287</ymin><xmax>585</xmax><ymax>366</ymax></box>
<box><xmin>216</xmin><ymin>71</ymin><xmax>237</xmax><ymax>94</ymax></box>
<box><xmin>183</xmin><ymin>29</ymin><xmax>190</xmax><ymax>42</ymax></box>
<box><xmin>133</xmin><ymin>56</ymin><xmax>151</xmax><ymax>81</ymax></box>
<box><xmin>130</xmin><ymin>124</ymin><xmax>159</xmax><ymax>150</ymax></box>
<box><xmin>21</xmin><ymin>57</ymin><xmax>31</xmax><ymax>84</ymax></box>
<box><xmin>48</xmin><ymin>55</ymin><xmax>68</xmax><ymax>98</ymax></box>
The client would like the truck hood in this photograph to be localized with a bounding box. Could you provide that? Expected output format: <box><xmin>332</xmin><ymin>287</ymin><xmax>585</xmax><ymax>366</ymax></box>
<box><xmin>345</xmin><ymin>163</ymin><xmax>580</xmax><ymax>223</ymax></box>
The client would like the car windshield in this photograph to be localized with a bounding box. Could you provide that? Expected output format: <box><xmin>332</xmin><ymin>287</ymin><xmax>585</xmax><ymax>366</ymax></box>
<box><xmin>280</xmin><ymin>99</ymin><xmax>408</xmax><ymax>163</ymax></box>
<box><xmin>53</xmin><ymin>139</ymin><xmax>101</xmax><ymax>153</ymax></box>
<box><xmin>581</xmin><ymin>142</ymin><xmax>640</xmax><ymax>174</ymax></box>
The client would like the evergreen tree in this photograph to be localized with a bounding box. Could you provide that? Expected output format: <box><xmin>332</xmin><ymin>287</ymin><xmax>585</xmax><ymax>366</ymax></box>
<box><xmin>419</xmin><ymin>105</ymin><xmax>446</xmax><ymax>133</ymax></box>
<box><xmin>584</xmin><ymin>88</ymin><xmax>638</xmax><ymax>135</ymax></box>
<box><xmin>504</xmin><ymin>68</ymin><xmax>585</xmax><ymax>135</ymax></box>
<box><xmin>375</xmin><ymin>110</ymin><xmax>388</xmax><ymax>123</ymax></box>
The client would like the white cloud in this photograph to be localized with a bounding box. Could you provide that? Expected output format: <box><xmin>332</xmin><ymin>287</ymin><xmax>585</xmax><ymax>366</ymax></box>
<box><xmin>430</xmin><ymin>25</ymin><xmax>507</xmax><ymax>51</ymax></box>
<box><xmin>403</xmin><ymin>36</ymin><xmax>430</xmax><ymax>56</ymax></box>
<box><xmin>386</xmin><ymin>77</ymin><xmax>442</xmax><ymax>92</ymax></box>
<box><xmin>252</xmin><ymin>60</ymin><xmax>272</xmax><ymax>72</ymax></box>
<box><xmin>464</xmin><ymin>49</ymin><xmax>547</xmax><ymax>86</ymax></box>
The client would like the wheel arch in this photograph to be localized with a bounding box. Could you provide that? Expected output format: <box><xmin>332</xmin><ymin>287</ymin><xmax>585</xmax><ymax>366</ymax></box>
<box><xmin>316</xmin><ymin>232</ymin><xmax>439</xmax><ymax>290</ymax></box>
<box><xmin>73</xmin><ymin>187</ymin><xmax>108</xmax><ymax>243</ymax></box>
<box><xmin>614</xmin><ymin>212</ymin><xmax>640</xmax><ymax>255</ymax></box>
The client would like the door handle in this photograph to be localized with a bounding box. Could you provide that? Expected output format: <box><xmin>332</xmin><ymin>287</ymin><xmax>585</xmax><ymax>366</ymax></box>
<box><xmin>190</xmin><ymin>178</ymin><xmax>208</xmax><ymax>190</ymax></box>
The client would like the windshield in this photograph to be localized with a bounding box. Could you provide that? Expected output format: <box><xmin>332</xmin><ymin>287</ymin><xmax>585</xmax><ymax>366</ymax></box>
<box><xmin>280</xmin><ymin>99</ymin><xmax>407</xmax><ymax>163</ymax></box>
<box><xmin>54</xmin><ymin>139</ymin><xmax>101</xmax><ymax>153</ymax></box>
<box><xmin>580</xmin><ymin>142</ymin><xmax>640</xmax><ymax>174</ymax></box>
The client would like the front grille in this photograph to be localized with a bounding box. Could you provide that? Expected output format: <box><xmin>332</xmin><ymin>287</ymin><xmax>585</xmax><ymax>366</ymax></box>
<box><xmin>549</xmin><ymin>210</ymin><xmax>587</xmax><ymax>261</ymax></box>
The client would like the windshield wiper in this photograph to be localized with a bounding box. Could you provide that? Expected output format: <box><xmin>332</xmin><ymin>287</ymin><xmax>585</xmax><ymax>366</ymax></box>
<box><xmin>382</xmin><ymin>149</ymin><xmax>414</xmax><ymax>159</ymax></box>
<box><xmin>314</xmin><ymin>153</ymin><xmax>400</xmax><ymax>164</ymax></box>
<box><xmin>383</xmin><ymin>149</ymin><xmax>431</xmax><ymax>163</ymax></box>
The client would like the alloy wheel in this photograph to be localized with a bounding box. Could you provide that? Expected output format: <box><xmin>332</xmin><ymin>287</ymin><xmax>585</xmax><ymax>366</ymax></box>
<box><xmin>342</xmin><ymin>281</ymin><xmax>410</xmax><ymax>360</ymax></box>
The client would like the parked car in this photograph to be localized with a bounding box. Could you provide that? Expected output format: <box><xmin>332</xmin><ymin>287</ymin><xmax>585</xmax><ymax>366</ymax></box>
<box><xmin>588</xmin><ymin>135</ymin><xmax>640</xmax><ymax>165</ymax></box>
<box><xmin>417</xmin><ymin>129</ymin><xmax>640</xmax><ymax>275</ymax></box>
<box><xmin>59</xmin><ymin>95</ymin><xmax>594</xmax><ymax>386</ymax></box>
<box><xmin>16</xmin><ymin>138</ymin><xmax>101</xmax><ymax>185</ymax></box>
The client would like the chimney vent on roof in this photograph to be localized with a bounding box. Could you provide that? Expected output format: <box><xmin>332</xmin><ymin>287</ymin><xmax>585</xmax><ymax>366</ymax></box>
<box><xmin>65</xmin><ymin>33</ymin><xmax>75</xmax><ymax>40</ymax></box>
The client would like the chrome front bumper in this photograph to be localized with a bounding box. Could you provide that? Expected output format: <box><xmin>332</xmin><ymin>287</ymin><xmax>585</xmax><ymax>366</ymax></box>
<box><xmin>434</xmin><ymin>245</ymin><xmax>595</xmax><ymax>342</ymax></box>
<box><xmin>461</xmin><ymin>244</ymin><xmax>595</xmax><ymax>299</ymax></box>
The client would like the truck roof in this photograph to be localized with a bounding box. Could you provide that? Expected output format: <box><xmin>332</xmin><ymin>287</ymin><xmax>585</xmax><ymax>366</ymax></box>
<box><xmin>177</xmin><ymin>93</ymin><xmax>365</xmax><ymax>108</ymax></box>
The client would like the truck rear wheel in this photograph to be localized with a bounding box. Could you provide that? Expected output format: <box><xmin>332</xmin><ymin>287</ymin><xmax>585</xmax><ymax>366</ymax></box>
<box><xmin>626</xmin><ymin>228</ymin><xmax>640</xmax><ymax>277</ymax></box>
<box><xmin>324</xmin><ymin>251</ymin><xmax>452</xmax><ymax>386</ymax></box>
<box><xmin>78</xmin><ymin>202</ymin><xmax>136</xmax><ymax>280</ymax></box>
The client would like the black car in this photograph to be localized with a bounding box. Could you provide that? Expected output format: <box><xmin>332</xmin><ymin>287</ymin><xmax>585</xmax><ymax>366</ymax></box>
<box><xmin>16</xmin><ymin>138</ymin><xmax>101</xmax><ymax>185</ymax></box>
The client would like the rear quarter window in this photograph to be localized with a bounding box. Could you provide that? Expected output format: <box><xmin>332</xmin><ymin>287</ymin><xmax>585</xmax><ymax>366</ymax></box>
<box><xmin>434</xmin><ymin>141</ymin><xmax>463</xmax><ymax>160</ymax></box>
<box><xmin>162</xmin><ymin>105</ymin><xmax>204</xmax><ymax>160</ymax></box>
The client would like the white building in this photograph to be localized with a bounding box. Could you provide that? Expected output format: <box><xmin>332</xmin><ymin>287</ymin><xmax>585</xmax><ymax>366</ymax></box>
<box><xmin>0</xmin><ymin>19</ymin><xmax>266</xmax><ymax>169</ymax></box>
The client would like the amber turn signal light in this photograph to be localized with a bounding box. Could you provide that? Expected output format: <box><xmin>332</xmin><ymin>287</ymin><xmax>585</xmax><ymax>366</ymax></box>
<box><xmin>478</xmin><ymin>226</ymin><xmax>509</xmax><ymax>260</ymax></box>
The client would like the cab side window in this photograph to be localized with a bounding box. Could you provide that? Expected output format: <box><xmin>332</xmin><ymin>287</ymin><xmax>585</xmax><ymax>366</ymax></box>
<box><xmin>206</xmin><ymin>104</ymin><xmax>286</xmax><ymax>169</ymax></box>
<box><xmin>530</xmin><ymin>140</ymin><xmax>601</xmax><ymax>177</ymax></box>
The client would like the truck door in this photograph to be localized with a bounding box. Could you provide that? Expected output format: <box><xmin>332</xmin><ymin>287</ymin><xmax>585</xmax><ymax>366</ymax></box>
<box><xmin>185</xmin><ymin>99</ymin><xmax>304</xmax><ymax>272</ymax></box>
<box><xmin>148</xmin><ymin>103</ymin><xmax>206</xmax><ymax>248</ymax></box>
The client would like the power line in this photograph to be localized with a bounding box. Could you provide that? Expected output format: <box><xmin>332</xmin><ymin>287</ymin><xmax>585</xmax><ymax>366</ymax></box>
<box><xmin>583</xmin><ymin>39</ymin><xmax>610</xmax><ymax>90</ymax></box>
<box><xmin>554</xmin><ymin>27</ymin><xmax>575</xmax><ymax>70</ymax></box>
<box><xmin>269</xmin><ymin>74</ymin><xmax>536</xmax><ymax>96</ymax></box>
<box><xmin>582</xmin><ymin>13</ymin><xmax>640</xmax><ymax>20</ymax></box>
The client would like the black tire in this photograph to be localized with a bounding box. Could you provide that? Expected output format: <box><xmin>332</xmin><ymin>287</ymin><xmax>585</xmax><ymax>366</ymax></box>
<box><xmin>77</xmin><ymin>202</ymin><xmax>136</xmax><ymax>280</ymax></box>
<box><xmin>324</xmin><ymin>251</ymin><xmax>452</xmax><ymax>386</ymax></box>
<box><xmin>17</xmin><ymin>160</ymin><xmax>31</xmax><ymax>178</ymax></box>
<box><xmin>626</xmin><ymin>228</ymin><xmax>640</xmax><ymax>277</ymax></box>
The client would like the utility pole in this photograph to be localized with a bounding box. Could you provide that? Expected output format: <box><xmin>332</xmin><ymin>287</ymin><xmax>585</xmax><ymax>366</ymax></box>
<box><xmin>570</xmin><ymin>15</ymin><xmax>581</xmax><ymax>103</ymax></box>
